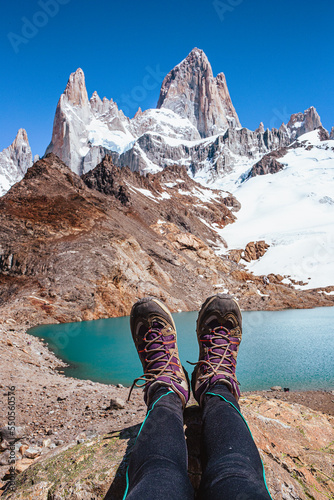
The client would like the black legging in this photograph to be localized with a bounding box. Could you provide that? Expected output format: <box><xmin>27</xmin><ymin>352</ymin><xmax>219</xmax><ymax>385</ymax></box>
<box><xmin>124</xmin><ymin>384</ymin><xmax>272</xmax><ymax>500</ymax></box>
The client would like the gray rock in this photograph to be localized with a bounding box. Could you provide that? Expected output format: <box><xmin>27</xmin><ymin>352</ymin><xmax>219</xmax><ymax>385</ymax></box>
<box><xmin>0</xmin><ymin>439</ymin><xmax>10</xmax><ymax>451</ymax></box>
<box><xmin>0</xmin><ymin>449</ymin><xmax>11</xmax><ymax>466</ymax></box>
<box><xmin>110</xmin><ymin>397</ymin><xmax>126</xmax><ymax>410</ymax></box>
<box><xmin>0</xmin><ymin>425</ymin><xmax>26</xmax><ymax>442</ymax></box>
<box><xmin>287</xmin><ymin>106</ymin><xmax>322</xmax><ymax>140</ymax></box>
<box><xmin>270</xmin><ymin>386</ymin><xmax>283</xmax><ymax>391</ymax></box>
<box><xmin>330</xmin><ymin>126</ymin><xmax>334</xmax><ymax>140</ymax></box>
<box><xmin>24</xmin><ymin>446</ymin><xmax>42</xmax><ymax>459</ymax></box>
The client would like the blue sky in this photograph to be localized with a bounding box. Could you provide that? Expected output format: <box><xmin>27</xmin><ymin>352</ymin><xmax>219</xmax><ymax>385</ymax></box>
<box><xmin>1</xmin><ymin>0</ymin><xmax>333</xmax><ymax>156</ymax></box>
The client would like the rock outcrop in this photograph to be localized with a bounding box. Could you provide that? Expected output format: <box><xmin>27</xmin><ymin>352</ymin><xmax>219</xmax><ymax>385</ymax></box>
<box><xmin>243</xmin><ymin>241</ymin><xmax>270</xmax><ymax>262</ymax></box>
<box><xmin>157</xmin><ymin>47</ymin><xmax>241</xmax><ymax>136</ymax></box>
<box><xmin>0</xmin><ymin>129</ymin><xmax>32</xmax><ymax>196</ymax></box>
<box><xmin>287</xmin><ymin>106</ymin><xmax>322</xmax><ymax>140</ymax></box>
<box><xmin>330</xmin><ymin>126</ymin><xmax>334</xmax><ymax>140</ymax></box>
<box><xmin>109</xmin><ymin>125</ymin><xmax>289</xmax><ymax>179</ymax></box>
<box><xmin>247</xmin><ymin>148</ymin><xmax>287</xmax><ymax>178</ymax></box>
<box><xmin>228</xmin><ymin>241</ymin><xmax>270</xmax><ymax>263</ymax></box>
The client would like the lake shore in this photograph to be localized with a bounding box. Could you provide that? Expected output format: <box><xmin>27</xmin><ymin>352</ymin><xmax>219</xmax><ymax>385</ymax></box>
<box><xmin>1</xmin><ymin>320</ymin><xmax>333</xmax><ymax>446</ymax></box>
<box><xmin>1</xmin><ymin>320</ymin><xmax>333</xmax><ymax>498</ymax></box>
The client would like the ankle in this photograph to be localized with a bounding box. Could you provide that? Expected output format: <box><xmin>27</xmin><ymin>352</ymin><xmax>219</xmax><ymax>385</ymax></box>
<box><xmin>147</xmin><ymin>383</ymin><xmax>183</xmax><ymax>410</ymax></box>
<box><xmin>203</xmin><ymin>382</ymin><xmax>240</xmax><ymax>409</ymax></box>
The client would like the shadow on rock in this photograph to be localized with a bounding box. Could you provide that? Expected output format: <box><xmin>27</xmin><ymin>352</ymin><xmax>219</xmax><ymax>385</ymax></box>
<box><xmin>104</xmin><ymin>423</ymin><xmax>141</xmax><ymax>500</ymax></box>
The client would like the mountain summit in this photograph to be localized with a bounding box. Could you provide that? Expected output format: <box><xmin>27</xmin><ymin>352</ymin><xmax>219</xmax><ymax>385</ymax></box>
<box><xmin>157</xmin><ymin>48</ymin><xmax>241</xmax><ymax>137</ymax></box>
<box><xmin>46</xmin><ymin>68</ymin><xmax>133</xmax><ymax>175</ymax></box>
<box><xmin>0</xmin><ymin>128</ymin><xmax>32</xmax><ymax>196</ymax></box>
<box><xmin>63</xmin><ymin>67</ymin><xmax>89</xmax><ymax>106</ymax></box>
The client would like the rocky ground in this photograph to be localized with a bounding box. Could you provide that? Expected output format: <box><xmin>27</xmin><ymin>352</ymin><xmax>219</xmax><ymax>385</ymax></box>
<box><xmin>0</xmin><ymin>321</ymin><xmax>333</xmax><ymax>499</ymax></box>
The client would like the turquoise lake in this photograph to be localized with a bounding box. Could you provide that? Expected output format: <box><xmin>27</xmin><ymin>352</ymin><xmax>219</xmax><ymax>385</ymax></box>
<box><xmin>29</xmin><ymin>307</ymin><xmax>334</xmax><ymax>391</ymax></box>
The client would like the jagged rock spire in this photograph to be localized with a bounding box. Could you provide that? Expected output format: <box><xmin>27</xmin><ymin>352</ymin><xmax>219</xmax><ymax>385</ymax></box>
<box><xmin>287</xmin><ymin>106</ymin><xmax>322</xmax><ymax>139</ymax></box>
<box><xmin>0</xmin><ymin>128</ymin><xmax>32</xmax><ymax>196</ymax></box>
<box><xmin>63</xmin><ymin>68</ymin><xmax>89</xmax><ymax>107</ymax></box>
<box><xmin>157</xmin><ymin>47</ymin><xmax>241</xmax><ymax>138</ymax></box>
<box><xmin>330</xmin><ymin>126</ymin><xmax>334</xmax><ymax>140</ymax></box>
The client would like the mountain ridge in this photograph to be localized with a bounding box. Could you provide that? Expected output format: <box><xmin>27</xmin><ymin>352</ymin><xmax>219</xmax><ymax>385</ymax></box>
<box><xmin>0</xmin><ymin>48</ymin><xmax>331</xmax><ymax>193</ymax></box>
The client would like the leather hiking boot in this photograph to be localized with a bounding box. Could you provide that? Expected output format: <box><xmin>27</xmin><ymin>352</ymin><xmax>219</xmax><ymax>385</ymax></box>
<box><xmin>128</xmin><ymin>297</ymin><xmax>189</xmax><ymax>407</ymax></box>
<box><xmin>191</xmin><ymin>294</ymin><xmax>242</xmax><ymax>405</ymax></box>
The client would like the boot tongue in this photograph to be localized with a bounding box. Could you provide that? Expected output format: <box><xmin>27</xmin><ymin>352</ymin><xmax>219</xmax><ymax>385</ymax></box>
<box><xmin>146</xmin><ymin>321</ymin><xmax>164</xmax><ymax>342</ymax></box>
<box><xmin>146</xmin><ymin>321</ymin><xmax>175</xmax><ymax>365</ymax></box>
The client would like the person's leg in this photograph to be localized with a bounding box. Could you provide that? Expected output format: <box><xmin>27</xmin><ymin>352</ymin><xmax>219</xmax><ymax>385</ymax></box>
<box><xmin>125</xmin><ymin>386</ymin><xmax>193</xmax><ymax>500</ymax></box>
<box><xmin>124</xmin><ymin>297</ymin><xmax>193</xmax><ymax>500</ymax></box>
<box><xmin>199</xmin><ymin>383</ymin><xmax>271</xmax><ymax>500</ymax></box>
<box><xmin>191</xmin><ymin>294</ymin><xmax>272</xmax><ymax>500</ymax></box>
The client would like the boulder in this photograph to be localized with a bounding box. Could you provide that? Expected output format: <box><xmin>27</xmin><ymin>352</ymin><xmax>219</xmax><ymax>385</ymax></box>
<box><xmin>0</xmin><ymin>426</ymin><xmax>26</xmax><ymax>442</ymax></box>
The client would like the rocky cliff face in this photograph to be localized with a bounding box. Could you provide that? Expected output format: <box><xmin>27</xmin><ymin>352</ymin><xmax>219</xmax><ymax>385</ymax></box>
<box><xmin>0</xmin><ymin>129</ymin><xmax>32</xmax><ymax>196</ymax></box>
<box><xmin>157</xmin><ymin>47</ymin><xmax>241</xmax><ymax>136</ymax></box>
<box><xmin>111</xmin><ymin>122</ymin><xmax>291</xmax><ymax>179</ymax></box>
<box><xmin>45</xmin><ymin>68</ymin><xmax>134</xmax><ymax>176</ymax></box>
<box><xmin>287</xmin><ymin>106</ymin><xmax>322</xmax><ymax>140</ymax></box>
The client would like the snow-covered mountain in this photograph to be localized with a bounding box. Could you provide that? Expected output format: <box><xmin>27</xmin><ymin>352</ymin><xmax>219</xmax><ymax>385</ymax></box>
<box><xmin>45</xmin><ymin>48</ymin><xmax>325</xmax><ymax>181</ymax></box>
<box><xmin>204</xmin><ymin>129</ymin><xmax>334</xmax><ymax>290</ymax></box>
<box><xmin>0</xmin><ymin>129</ymin><xmax>32</xmax><ymax>196</ymax></box>
<box><xmin>45</xmin><ymin>61</ymin><xmax>201</xmax><ymax>176</ymax></box>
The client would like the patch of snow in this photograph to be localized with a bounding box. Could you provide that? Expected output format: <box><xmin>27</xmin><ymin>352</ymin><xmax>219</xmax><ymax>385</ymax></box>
<box><xmin>178</xmin><ymin>189</ymin><xmax>192</xmax><ymax>196</ymax></box>
<box><xmin>291</xmin><ymin>121</ymin><xmax>303</xmax><ymax>128</ymax></box>
<box><xmin>131</xmin><ymin>108</ymin><xmax>200</xmax><ymax>141</ymax></box>
<box><xmin>129</xmin><ymin>186</ymin><xmax>158</xmax><ymax>203</ymax></box>
<box><xmin>86</xmin><ymin>117</ymin><xmax>135</xmax><ymax>154</ymax></box>
<box><xmin>159</xmin><ymin>191</ymin><xmax>171</xmax><ymax>200</ymax></box>
<box><xmin>79</xmin><ymin>146</ymin><xmax>90</xmax><ymax>156</ymax></box>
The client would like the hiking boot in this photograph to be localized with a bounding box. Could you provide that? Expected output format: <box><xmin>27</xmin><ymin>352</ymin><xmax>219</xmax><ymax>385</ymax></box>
<box><xmin>191</xmin><ymin>294</ymin><xmax>242</xmax><ymax>405</ymax></box>
<box><xmin>128</xmin><ymin>297</ymin><xmax>190</xmax><ymax>407</ymax></box>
